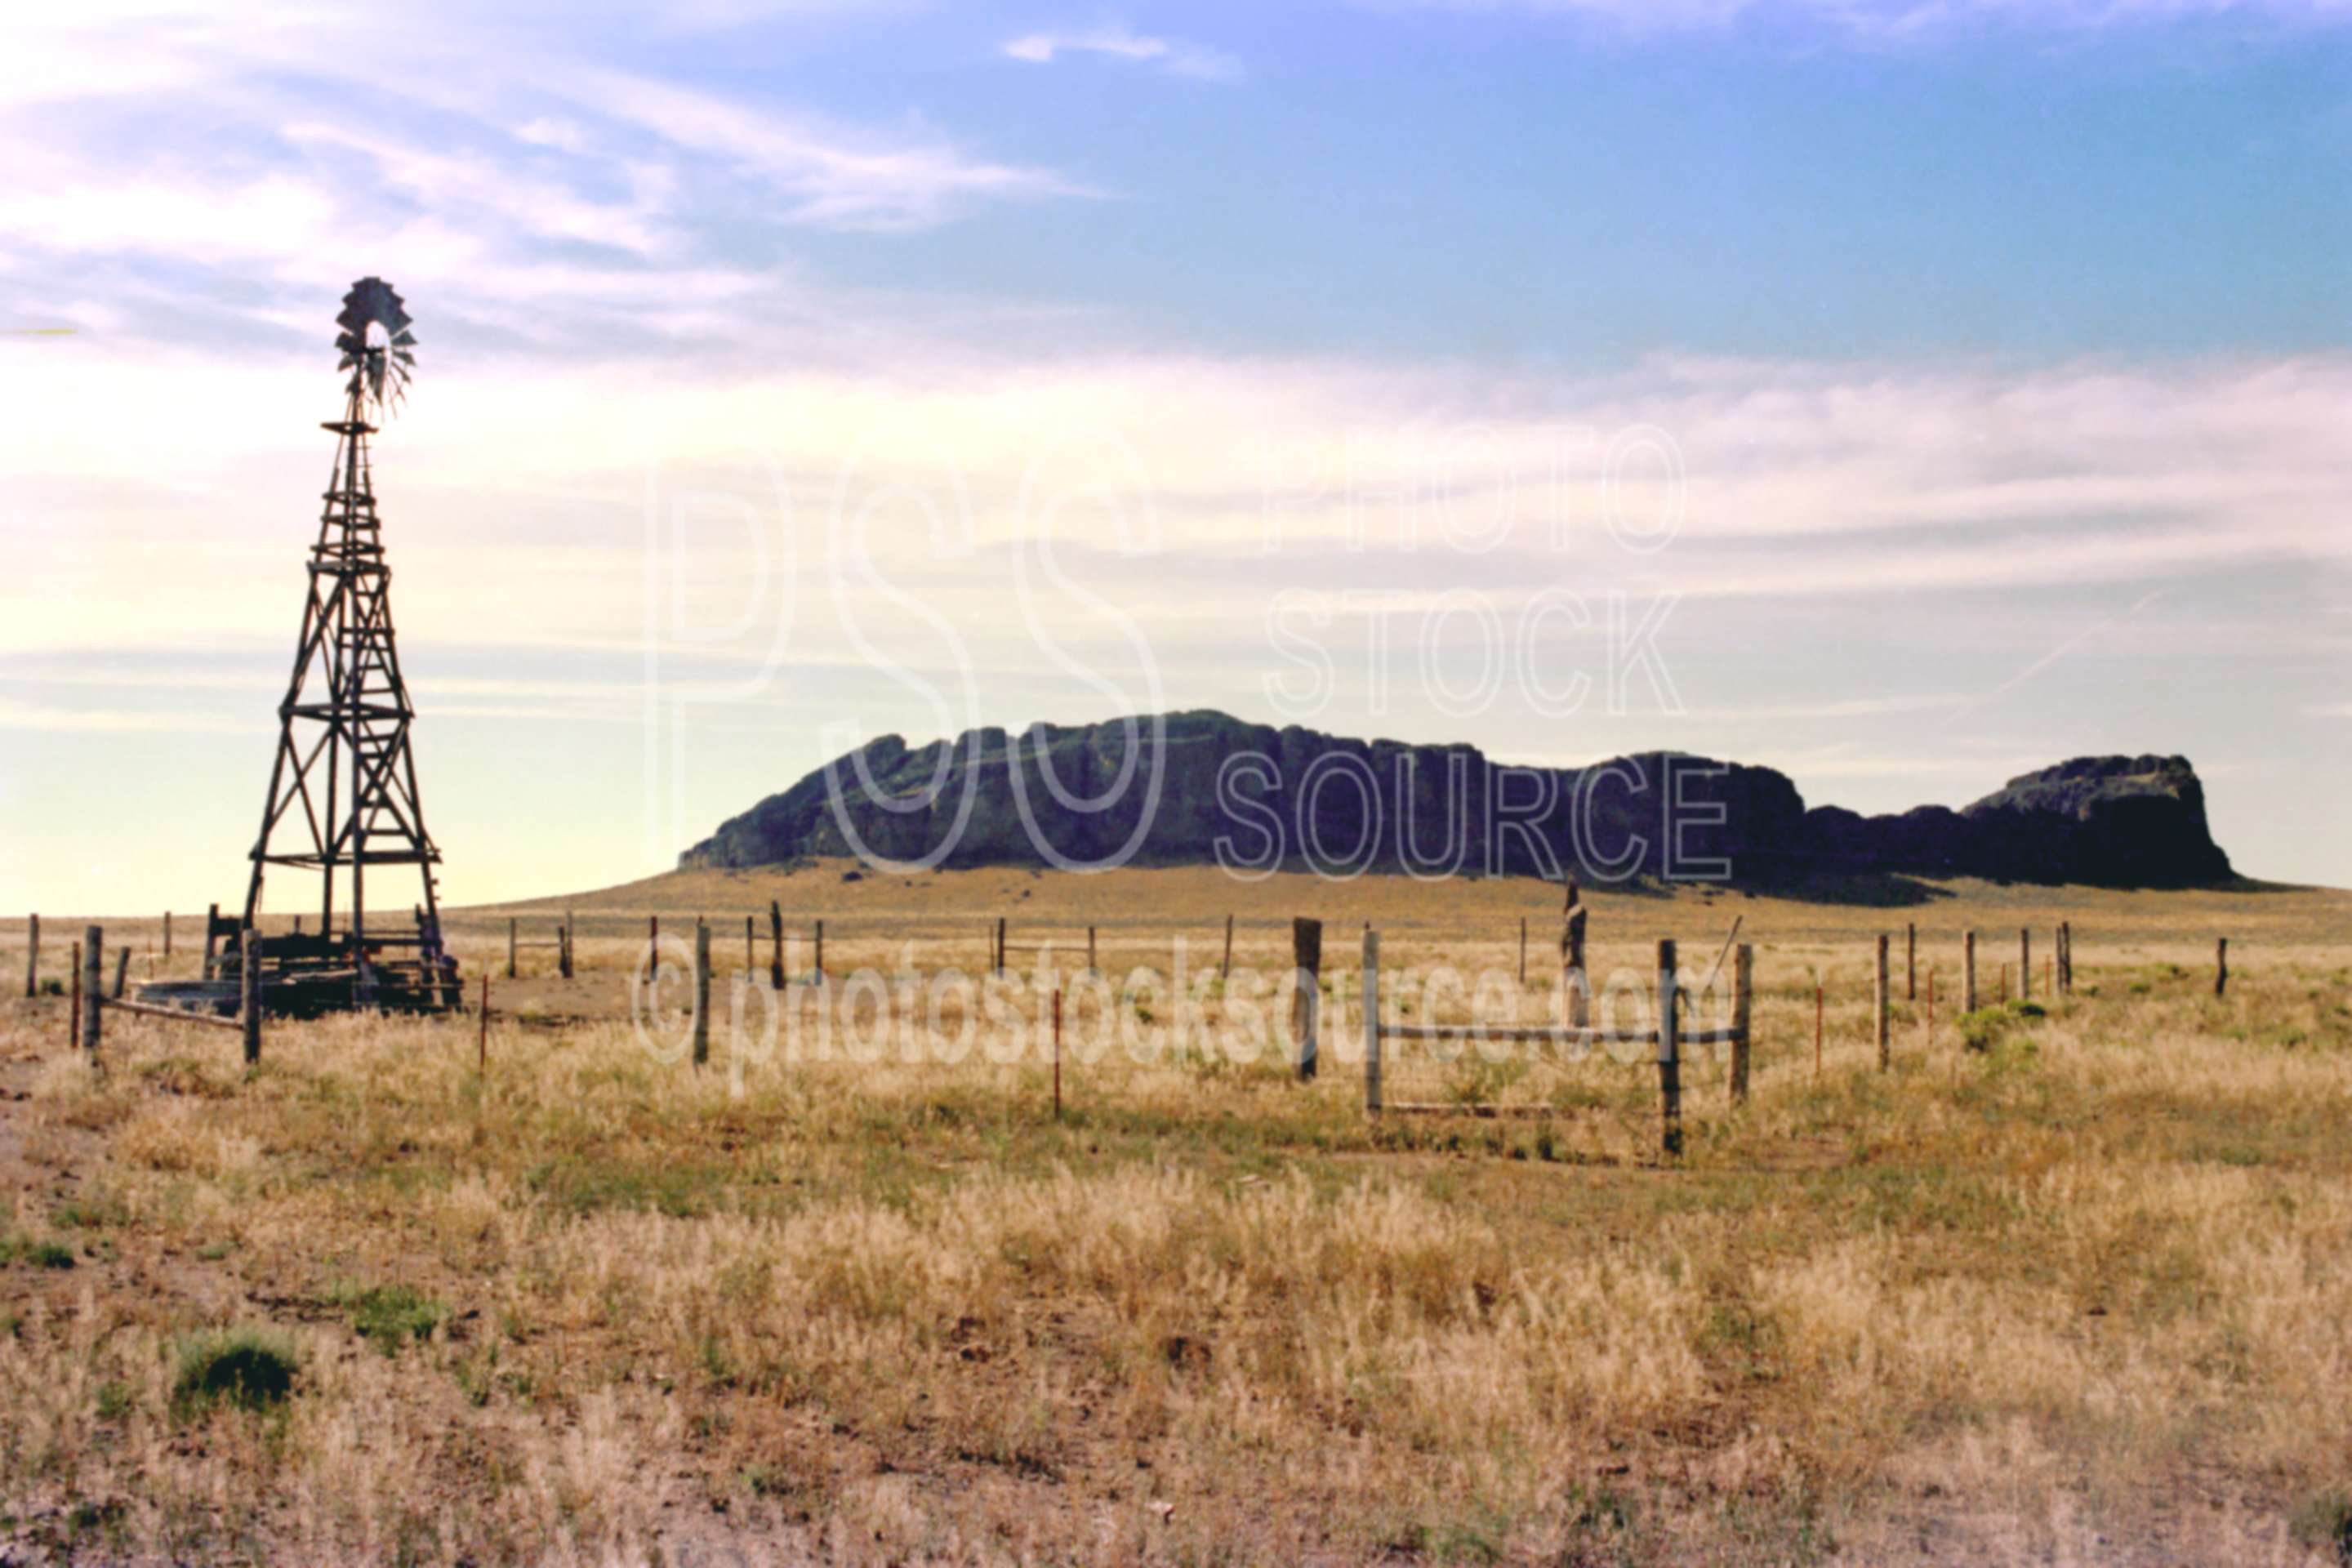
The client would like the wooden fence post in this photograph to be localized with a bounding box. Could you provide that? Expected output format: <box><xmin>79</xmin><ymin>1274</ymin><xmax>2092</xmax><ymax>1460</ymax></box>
<box><xmin>507</xmin><ymin>917</ymin><xmax>518</xmax><ymax>979</ymax></box>
<box><xmin>1730</xmin><ymin>943</ymin><xmax>1753</xmax><ymax>1107</ymax></box>
<box><xmin>1563</xmin><ymin>884</ymin><xmax>1589</xmax><ymax>1029</ymax></box>
<box><xmin>1658</xmin><ymin>938</ymin><xmax>1682</xmax><ymax>1158</ymax></box>
<box><xmin>1292</xmin><ymin>917</ymin><xmax>1322</xmax><ymax>1080</ymax></box>
<box><xmin>744</xmin><ymin>914</ymin><xmax>755</xmax><ymax>969</ymax></box>
<box><xmin>1518</xmin><ymin>917</ymin><xmax>1528</xmax><ymax>987</ymax></box>
<box><xmin>241</xmin><ymin>929</ymin><xmax>262</xmax><ymax>1066</ymax></box>
<box><xmin>80</xmin><ymin>926</ymin><xmax>103</xmax><ymax>1056</ymax></box>
<box><xmin>111</xmin><ymin>947</ymin><xmax>130</xmax><ymax>1000</ymax></box>
<box><xmin>1086</xmin><ymin>925</ymin><xmax>1097</xmax><ymax>974</ymax></box>
<box><xmin>1052</xmin><ymin>987</ymin><xmax>1063</xmax><ymax>1120</ymax></box>
<box><xmin>1906</xmin><ymin>922</ymin><xmax>1917</xmax><ymax>1001</ymax></box>
<box><xmin>556</xmin><ymin>924</ymin><xmax>572</xmax><ymax>979</ymax></box>
<box><xmin>692</xmin><ymin>920</ymin><xmax>711</xmax><ymax>1067</ymax></box>
<box><xmin>478</xmin><ymin>973</ymin><xmax>489</xmax><ymax>1073</ymax></box>
<box><xmin>1875</xmin><ymin>933</ymin><xmax>1891</xmax><ymax>1071</ymax></box>
<box><xmin>163</xmin><ymin>911</ymin><xmax>172</xmax><ymax>960</ymax></box>
<box><xmin>203</xmin><ymin>903</ymin><xmax>220</xmax><ymax>981</ymax></box>
<box><xmin>813</xmin><ymin>918</ymin><xmax>825</xmax><ymax>984</ymax></box>
<box><xmin>2215</xmin><ymin>937</ymin><xmax>2228</xmax><ymax>998</ymax></box>
<box><xmin>1362</xmin><ymin>928</ymin><xmax>1381</xmax><ymax>1115</ymax></box>
<box><xmin>996</xmin><ymin>916</ymin><xmax>1008</xmax><ymax>976</ymax></box>
<box><xmin>67</xmin><ymin>942</ymin><xmax>81</xmax><ymax>1050</ymax></box>
<box><xmin>24</xmin><ymin>912</ymin><xmax>37</xmax><ymax>998</ymax></box>
<box><xmin>2020</xmin><ymin>928</ymin><xmax>2032</xmax><ymax>1000</ymax></box>
<box><xmin>1964</xmin><ymin>930</ymin><xmax>1977</xmax><ymax>1013</ymax></box>
<box><xmin>1221</xmin><ymin>914</ymin><xmax>1234</xmax><ymax>982</ymax></box>
<box><xmin>768</xmin><ymin>901</ymin><xmax>785</xmax><ymax>990</ymax></box>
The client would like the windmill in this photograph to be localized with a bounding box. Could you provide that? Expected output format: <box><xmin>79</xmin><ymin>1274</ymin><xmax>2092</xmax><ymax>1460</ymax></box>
<box><xmin>229</xmin><ymin>278</ymin><xmax>455</xmax><ymax>1013</ymax></box>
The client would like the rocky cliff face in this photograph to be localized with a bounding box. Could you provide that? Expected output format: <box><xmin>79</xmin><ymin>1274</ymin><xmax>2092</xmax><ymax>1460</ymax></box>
<box><xmin>1956</xmin><ymin>755</ymin><xmax>2232</xmax><ymax>884</ymax></box>
<box><xmin>679</xmin><ymin>711</ymin><xmax>2234</xmax><ymax>888</ymax></box>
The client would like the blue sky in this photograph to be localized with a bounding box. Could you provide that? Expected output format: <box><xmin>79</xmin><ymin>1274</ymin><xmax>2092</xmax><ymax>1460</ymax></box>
<box><xmin>3</xmin><ymin>0</ymin><xmax>2350</xmax><ymax>907</ymax></box>
<box><xmin>801</xmin><ymin>4</ymin><xmax>2352</xmax><ymax>362</ymax></box>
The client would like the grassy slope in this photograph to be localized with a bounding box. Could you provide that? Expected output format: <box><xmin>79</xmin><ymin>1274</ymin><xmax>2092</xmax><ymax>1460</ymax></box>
<box><xmin>1</xmin><ymin>871</ymin><xmax>2348</xmax><ymax>1564</ymax></box>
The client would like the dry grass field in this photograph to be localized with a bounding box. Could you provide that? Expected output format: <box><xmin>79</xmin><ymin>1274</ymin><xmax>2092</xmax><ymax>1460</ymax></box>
<box><xmin>2</xmin><ymin>864</ymin><xmax>2350</xmax><ymax>1565</ymax></box>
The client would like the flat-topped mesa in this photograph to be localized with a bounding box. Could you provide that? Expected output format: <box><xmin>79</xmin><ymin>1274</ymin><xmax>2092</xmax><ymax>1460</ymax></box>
<box><xmin>679</xmin><ymin>711</ymin><xmax>2234</xmax><ymax>888</ymax></box>
<box><xmin>1955</xmin><ymin>755</ymin><xmax>2231</xmax><ymax>885</ymax></box>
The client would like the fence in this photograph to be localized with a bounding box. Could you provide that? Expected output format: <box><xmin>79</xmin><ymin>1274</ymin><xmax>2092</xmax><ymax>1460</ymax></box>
<box><xmin>505</xmin><ymin>915</ymin><xmax>573</xmax><ymax>979</ymax></box>
<box><xmin>1360</xmin><ymin>930</ymin><xmax>1753</xmax><ymax>1158</ymax></box>
<box><xmin>15</xmin><ymin>909</ymin><xmax>2241</xmax><ymax>1121</ymax></box>
<box><xmin>985</xmin><ymin>917</ymin><xmax>1254</xmax><ymax>978</ymax></box>
<box><xmin>67</xmin><ymin>923</ymin><xmax>263</xmax><ymax>1067</ymax></box>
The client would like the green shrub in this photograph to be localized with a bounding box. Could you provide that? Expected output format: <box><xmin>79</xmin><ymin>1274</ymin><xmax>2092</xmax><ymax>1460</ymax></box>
<box><xmin>1956</xmin><ymin>1006</ymin><xmax>2011</xmax><ymax>1054</ymax></box>
<box><xmin>0</xmin><ymin>1236</ymin><xmax>74</xmax><ymax>1269</ymax></box>
<box><xmin>172</xmin><ymin>1329</ymin><xmax>297</xmax><ymax>1415</ymax></box>
<box><xmin>333</xmin><ymin>1283</ymin><xmax>446</xmax><ymax>1353</ymax></box>
<box><xmin>1958</xmin><ymin>999</ymin><xmax>2047</xmax><ymax>1054</ymax></box>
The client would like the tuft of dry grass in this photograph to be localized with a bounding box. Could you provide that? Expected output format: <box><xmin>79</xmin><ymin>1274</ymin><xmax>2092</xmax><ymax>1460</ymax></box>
<box><xmin>0</xmin><ymin>870</ymin><xmax>2347</xmax><ymax>1563</ymax></box>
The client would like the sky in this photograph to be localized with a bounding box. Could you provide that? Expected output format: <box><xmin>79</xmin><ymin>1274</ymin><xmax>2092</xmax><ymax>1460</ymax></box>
<box><xmin>2</xmin><ymin>0</ymin><xmax>2350</xmax><ymax>912</ymax></box>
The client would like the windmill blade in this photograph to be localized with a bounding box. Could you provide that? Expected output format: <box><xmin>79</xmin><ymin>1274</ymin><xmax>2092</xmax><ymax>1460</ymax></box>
<box><xmin>334</xmin><ymin>276</ymin><xmax>417</xmax><ymax>414</ymax></box>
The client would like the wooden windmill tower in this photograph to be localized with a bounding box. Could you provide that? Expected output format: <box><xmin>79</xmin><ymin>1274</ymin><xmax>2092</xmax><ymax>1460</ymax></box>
<box><xmin>230</xmin><ymin>278</ymin><xmax>455</xmax><ymax>1012</ymax></box>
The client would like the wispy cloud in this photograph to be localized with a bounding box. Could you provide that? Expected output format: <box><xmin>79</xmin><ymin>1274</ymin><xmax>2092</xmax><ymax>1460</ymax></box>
<box><xmin>0</xmin><ymin>4</ymin><xmax>1094</xmax><ymax>368</ymax></box>
<box><xmin>548</xmin><ymin>67</ymin><xmax>1093</xmax><ymax>229</ymax></box>
<box><xmin>1001</xmin><ymin>25</ymin><xmax>1241</xmax><ymax>80</ymax></box>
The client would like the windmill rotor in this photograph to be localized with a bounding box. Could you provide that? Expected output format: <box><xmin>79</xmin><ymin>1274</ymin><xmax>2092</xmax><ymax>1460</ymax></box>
<box><xmin>335</xmin><ymin>276</ymin><xmax>416</xmax><ymax>413</ymax></box>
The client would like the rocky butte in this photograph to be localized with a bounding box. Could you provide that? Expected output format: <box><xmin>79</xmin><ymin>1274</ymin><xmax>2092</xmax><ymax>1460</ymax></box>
<box><xmin>680</xmin><ymin>710</ymin><xmax>2234</xmax><ymax>889</ymax></box>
